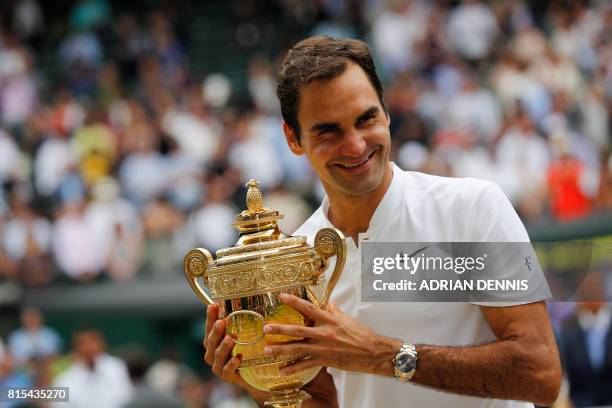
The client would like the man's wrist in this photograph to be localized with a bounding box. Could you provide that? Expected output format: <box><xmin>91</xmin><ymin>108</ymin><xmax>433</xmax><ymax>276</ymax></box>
<box><xmin>372</xmin><ymin>336</ymin><xmax>404</xmax><ymax>377</ymax></box>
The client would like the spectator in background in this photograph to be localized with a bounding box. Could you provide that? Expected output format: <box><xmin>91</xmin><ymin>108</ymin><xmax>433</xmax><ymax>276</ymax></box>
<box><xmin>247</xmin><ymin>56</ymin><xmax>280</xmax><ymax>115</ymax></box>
<box><xmin>111</xmin><ymin>13</ymin><xmax>153</xmax><ymax>85</ymax></box>
<box><xmin>72</xmin><ymin>109</ymin><xmax>118</xmax><ymax>187</ymax></box>
<box><xmin>179</xmin><ymin>375</ymin><xmax>213</xmax><ymax>408</ymax></box>
<box><xmin>0</xmin><ymin>37</ymin><xmax>38</xmax><ymax>130</ymax></box>
<box><xmin>0</xmin><ymin>130</ymin><xmax>23</xmax><ymax>185</ymax></box>
<box><xmin>86</xmin><ymin>177</ymin><xmax>143</xmax><ymax>282</ymax></box>
<box><xmin>546</xmin><ymin>136</ymin><xmax>594</xmax><ymax>222</ymax></box>
<box><xmin>146</xmin><ymin>348</ymin><xmax>193</xmax><ymax>397</ymax></box>
<box><xmin>370</xmin><ymin>0</ymin><xmax>428</xmax><ymax>76</ymax></box>
<box><xmin>33</xmin><ymin>125</ymin><xmax>78</xmax><ymax>200</ymax></box>
<box><xmin>123</xmin><ymin>350</ymin><xmax>183</xmax><ymax>408</ymax></box>
<box><xmin>495</xmin><ymin>110</ymin><xmax>550</xmax><ymax>218</ymax></box>
<box><xmin>227</xmin><ymin>113</ymin><xmax>283</xmax><ymax>190</ymax></box>
<box><xmin>7</xmin><ymin>307</ymin><xmax>61</xmax><ymax>366</ymax></box>
<box><xmin>53</xmin><ymin>328</ymin><xmax>132</xmax><ymax>408</ymax></box>
<box><xmin>446</xmin><ymin>0</ymin><xmax>498</xmax><ymax>62</ymax></box>
<box><xmin>52</xmin><ymin>200</ymin><xmax>104</xmax><ymax>281</ymax></box>
<box><xmin>186</xmin><ymin>173</ymin><xmax>237</xmax><ymax>254</ymax></box>
<box><xmin>118</xmin><ymin>120</ymin><xmax>166</xmax><ymax>206</ymax></box>
<box><xmin>148</xmin><ymin>11</ymin><xmax>187</xmax><ymax>90</ymax></box>
<box><xmin>141</xmin><ymin>196</ymin><xmax>185</xmax><ymax>279</ymax></box>
<box><xmin>12</xmin><ymin>0</ymin><xmax>45</xmax><ymax>44</ymax></box>
<box><xmin>0</xmin><ymin>351</ymin><xmax>31</xmax><ymax>408</ymax></box>
<box><xmin>3</xmin><ymin>190</ymin><xmax>53</xmax><ymax>286</ymax></box>
<box><xmin>58</xmin><ymin>29</ymin><xmax>103</xmax><ymax>96</ymax></box>
<box><xmin>560</xmin><ymin>272</ymin><xmax>612</xmax><ymax>407</ymax></box>
<box><xmin>447</xmin><ymin>73</ymin><xmax>501</xmax><ymax>143</ymax></box>
<box><xmin>596</xmin><ymin>154</ymin><xmax>612</xmax><ymax>210</ymax></box>
<box><xmin>161</xmin><ymin>86</ymin><xmax>220</xmax><ymax>168</ymax></box>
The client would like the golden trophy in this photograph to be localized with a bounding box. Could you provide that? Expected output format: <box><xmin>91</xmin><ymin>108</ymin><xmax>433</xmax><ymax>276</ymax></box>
<box><xmin>184</xmin><ymin>179</ymin><xmax>346</xmax><ymax>408</ymax></box>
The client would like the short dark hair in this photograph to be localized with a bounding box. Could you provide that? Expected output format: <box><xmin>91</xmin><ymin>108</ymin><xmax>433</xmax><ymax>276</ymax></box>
<box><xmin>276</xmin><ymin>36</ymin><xmax>386</xmax><ymax>141</ymax></box>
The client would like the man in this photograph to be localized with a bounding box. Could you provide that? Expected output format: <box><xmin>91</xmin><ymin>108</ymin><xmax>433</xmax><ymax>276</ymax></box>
<box><xmin>560</xmin><ymin>271</ymin><xmax>612</xmax><ymax>407</ymax></box>
<box><xmin>53</xmin><ymin>328</ymin><xmax>132</xmax><ymax>408</ymax></box>
<box><xmin>8</xmin><ymin>307</ymin><xmax>62</xmax><ymax>365</ymax></box>
<box><xmin>203</xmin><ymin>36</ymin><xmax>561</xmax><ymax>407</ymax></box>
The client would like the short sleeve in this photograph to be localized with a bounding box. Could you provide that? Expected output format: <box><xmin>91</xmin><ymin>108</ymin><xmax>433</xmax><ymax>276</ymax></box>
<box><xmin>467</xmin><ymin>182</ymin><xmax>551</xmax><ymax>306</ymax></box>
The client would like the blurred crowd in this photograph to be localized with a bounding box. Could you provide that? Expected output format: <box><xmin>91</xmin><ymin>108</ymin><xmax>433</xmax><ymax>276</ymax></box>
<box><xmin>0</xmin><ymin>308</ymin><xmax>257</xmax><ymax>408</ymax></box>
<box><xmin>0</xmin><ymin>0</ymin><xmax>611</xmax><ymax>406</ymax></box>
<box><xmin>0</xmin><ymin>0</ymin><xmax>610</xmax><ymax>287</ymax></box>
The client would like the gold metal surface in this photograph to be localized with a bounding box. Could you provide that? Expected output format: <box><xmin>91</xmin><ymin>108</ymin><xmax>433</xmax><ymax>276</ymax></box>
<box><xmin>183</xmin><ymin>179</ymin><xmax>346</xmax><ymax>408</ymax></box>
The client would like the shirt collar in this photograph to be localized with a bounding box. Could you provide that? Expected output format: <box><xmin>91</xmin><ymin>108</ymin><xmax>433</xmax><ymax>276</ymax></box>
<box><xmin>320</xmin><ymin>162</ymin><xmax>403</xmax><ymax>237</ymax></box>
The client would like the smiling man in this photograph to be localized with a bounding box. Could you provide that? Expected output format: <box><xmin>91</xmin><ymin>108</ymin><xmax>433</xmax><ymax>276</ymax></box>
<box><xmin>203</xmin><ymin>36</ymin><xmax>561</xmax><ymax>408</ymax></box>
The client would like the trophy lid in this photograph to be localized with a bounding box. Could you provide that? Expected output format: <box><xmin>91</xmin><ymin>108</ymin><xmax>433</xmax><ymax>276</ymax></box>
<box><xmin>232</xmin><ymin>179</ymin><xmax>284</xmax><ymax>234</ymax></box>
<box><xmin>185</xmin><ymin>179</ymin><xmax>344</xmax><ymax>302</ymax></box>
<box><xmin>212</xmin><ymin>179</ymin><xmax>308</xmax><ymax>264</ymax></box>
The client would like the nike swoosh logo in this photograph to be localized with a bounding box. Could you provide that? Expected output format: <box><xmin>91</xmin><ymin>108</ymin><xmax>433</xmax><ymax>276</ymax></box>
<box><xmin>406</xmin><ymin>245</ymin><xmax>430</xmax><ymax>258</ymax></box>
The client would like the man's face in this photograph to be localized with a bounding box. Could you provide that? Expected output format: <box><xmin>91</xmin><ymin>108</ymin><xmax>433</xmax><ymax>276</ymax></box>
<box><xmin>74</xmin><ymin>331</ymin><xmax>104</xmax><ymax>364</ymax></box>
<box><xmin>284</xmin><ymin>62</ymin><xmax>391</xmax><ymax>198</ymax></box>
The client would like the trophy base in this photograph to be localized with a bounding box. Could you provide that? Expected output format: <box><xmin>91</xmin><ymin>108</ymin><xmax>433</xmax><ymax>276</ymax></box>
<box><xmin>264</xmin><ymin>390</ymin><xmax>311</xmax><ymax>408</ymax></box>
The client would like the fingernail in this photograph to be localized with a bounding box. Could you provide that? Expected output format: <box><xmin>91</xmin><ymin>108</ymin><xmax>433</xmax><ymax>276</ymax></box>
<box><xmin>264</xmin><ymin>347</ymin><xmax>273</xmax><ymax>355</ymax></box>
<box><xmin>279</xmin><ymin>294</ymin><xmax>289</xmax><ymax>302</ymax></box>
<box><xmin>224</xmin><ymin>336</ymin><xmax>233</xmax><ymax>345</ymax></box>
<box><xmin>263</xmin><ymin>325</ymin><xmax>272</xmax><ymax>334</ymax></box>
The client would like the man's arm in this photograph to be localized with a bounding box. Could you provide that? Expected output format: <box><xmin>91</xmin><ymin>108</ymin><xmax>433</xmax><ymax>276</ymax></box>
<box><xmin>411</xmin><ymin>302</ymin><xmax>561</xmax><ymax>406</ymax></box>
<box><xmin>264</xmin><ymin>295</ymin><xmax>562</xmax><ymax>406</ymax></box>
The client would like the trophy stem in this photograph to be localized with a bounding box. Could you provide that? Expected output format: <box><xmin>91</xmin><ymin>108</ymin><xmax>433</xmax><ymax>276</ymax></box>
<box><xmin>264</xmin><ymin>390</ymin><xmax>310</xmax><ymax>408</ymax></box>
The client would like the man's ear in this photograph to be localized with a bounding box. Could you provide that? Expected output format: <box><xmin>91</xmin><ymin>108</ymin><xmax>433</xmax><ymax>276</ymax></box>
<box><xmin>283</xmin><ymin>122</ymin><xmax>304</xmax><ymax>155</ymax></box>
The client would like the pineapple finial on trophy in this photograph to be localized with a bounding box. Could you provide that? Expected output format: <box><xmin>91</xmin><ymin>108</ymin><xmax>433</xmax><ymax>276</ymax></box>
<box><xmin>246</xmin><ymin>179</ymin><xmax>264</xmax><ymax>213</ymax></box>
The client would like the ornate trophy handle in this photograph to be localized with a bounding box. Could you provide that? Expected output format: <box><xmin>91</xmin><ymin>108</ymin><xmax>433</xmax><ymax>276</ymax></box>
<box><xmin>183</xmin><ymin>248</ymin><xmax>215</xmax><ymax>305</ymax></box>
<box><xmin>314</xmin><ymin>228</ymin><xmax>347</xmax><ymax>309</ymax></box>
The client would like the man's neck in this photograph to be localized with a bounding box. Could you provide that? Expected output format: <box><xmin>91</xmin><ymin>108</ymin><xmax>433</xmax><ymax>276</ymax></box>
<box><xmin>326</xmin><ymin>163</ymin><xmax>393</xmax><ymax>243</ymax></box>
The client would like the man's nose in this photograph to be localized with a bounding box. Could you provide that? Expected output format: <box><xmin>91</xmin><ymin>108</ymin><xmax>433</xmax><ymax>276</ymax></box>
<box><xmin>340</xmin><ymin>128</ymin><xmax>367</xmax><ymax>157</ymax></box>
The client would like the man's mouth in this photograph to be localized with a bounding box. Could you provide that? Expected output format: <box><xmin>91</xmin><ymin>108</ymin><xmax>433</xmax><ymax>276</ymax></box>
<box><xmin>333</xmin><ymin>149</ymin><xmax>377</xmax><ymax>170</ymax></box>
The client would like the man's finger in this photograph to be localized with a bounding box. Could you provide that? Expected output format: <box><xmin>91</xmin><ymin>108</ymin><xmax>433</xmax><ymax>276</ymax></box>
<box><xmin>212</xmin><ymin>335</ymin><xmax>235</xmax><ymax>375</ymax></box>
<box><xmin>205</xmin><ymin>304</ymin><xmax>219</xmax><ymax>343</ymax></box>
<box><xmin>264</xmin><ymin>342</ymin><xmax>321</xmax><ymax>357</ymax></box>
<box><xmin>264</xmin><ymin>323</ymin><xmax>319</xmax><ymax>338</ymax></box>
<box><xmin>280</xmin><ymin>357</ymin><xmax>321</xmax><ymax>376</ymax></box>
<box><xmin>222</xmin><ymin>353</ymin><xmax>242</xmax><ymax>380</ymax></box>
<box><xmin>279</xmin><ymin>294</ymin><xmax>328</xmax><ymax>321</ymax></box>
<box><xmin>204</xmin><ymin>320</ymin><xmax>226</xmax><ymax>364</ymax></box>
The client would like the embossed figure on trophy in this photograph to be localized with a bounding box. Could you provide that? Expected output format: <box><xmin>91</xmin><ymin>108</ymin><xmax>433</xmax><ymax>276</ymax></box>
<box><xmin>183</xmin><ymin>179</ymin><xmax>347</xmax><ymax>408</ymax></box>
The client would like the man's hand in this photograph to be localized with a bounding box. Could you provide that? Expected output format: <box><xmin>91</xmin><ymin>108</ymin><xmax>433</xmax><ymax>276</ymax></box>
<box><xmin>203</xmin><ymin>304</ymin><xmax>246</xmax><ymax>387</ymax></box>
<box><xmin>204</xmin><ymin>303</ymin><xmax>338</xmax><ymax>407</ymax></box>
<box><xmin>262</xmin><ymin>294</ymin><xmax>401</xmax><ymax>376</ymax></box>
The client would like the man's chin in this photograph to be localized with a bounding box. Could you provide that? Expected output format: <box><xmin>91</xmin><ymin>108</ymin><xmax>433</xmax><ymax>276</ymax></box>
<box><xmin>333</xmin><ymin>177</ymin><xmax>382</xmax><ymax>197</ymax></box>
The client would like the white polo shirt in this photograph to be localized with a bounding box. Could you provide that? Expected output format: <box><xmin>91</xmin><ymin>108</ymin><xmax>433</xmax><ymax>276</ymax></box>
<box><xmin>294</xmin><ymin>163</ymin><xmax>540</xmax><ymax>408</ymax></box>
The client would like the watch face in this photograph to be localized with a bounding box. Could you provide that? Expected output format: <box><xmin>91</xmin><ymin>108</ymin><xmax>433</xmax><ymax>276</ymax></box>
<box><xmin>396</xmin><ymin>353</ymin><xmax>416</xmax><ymax>373</ymax></box>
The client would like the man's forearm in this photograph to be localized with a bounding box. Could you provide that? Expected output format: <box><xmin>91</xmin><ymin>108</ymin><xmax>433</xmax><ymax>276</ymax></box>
<box><xmin>371</xmin><ymin>335</ymin><xmax>559</xmax><ymax>406</ymax></box>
